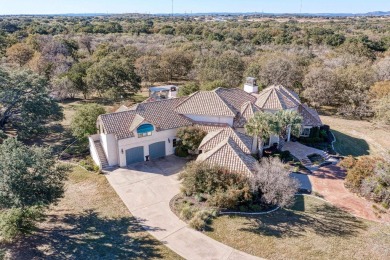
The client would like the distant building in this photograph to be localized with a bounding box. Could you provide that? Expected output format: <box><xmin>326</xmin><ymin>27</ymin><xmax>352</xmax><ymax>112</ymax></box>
<box><xmin>148</xmin><ymin>85</ymin><xmax>179</xmax><ymax>101</ymax></box>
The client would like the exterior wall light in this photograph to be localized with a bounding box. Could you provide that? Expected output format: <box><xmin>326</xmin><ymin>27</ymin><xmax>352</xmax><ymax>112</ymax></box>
<box><xmin>121</xmin><ymin>149</ymin><xmax>124</xmax><ymax>154</ymax></box>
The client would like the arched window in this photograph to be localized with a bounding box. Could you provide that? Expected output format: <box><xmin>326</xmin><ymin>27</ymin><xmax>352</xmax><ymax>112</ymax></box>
<box><xmin>137</xmin><ymin>124</ymin><xmax>154</xmax><ymax>138</ymax></box>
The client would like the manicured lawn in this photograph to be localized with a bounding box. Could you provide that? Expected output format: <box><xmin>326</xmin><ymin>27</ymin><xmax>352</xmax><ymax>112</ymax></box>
<box><xmin>321</xmin><ymin>116</ymin><xmax>390</xmax><ymax>158</ymax></box>
<box><xmin>331</xmin><ymin>130</ymin><xmax>370</xmax><ymax>157</ymax></box>
<box><xmin>1</xmin><ymin>166</ymin><xmax>181</xmax><ymax>259</ymax></box>
<box><xmin>205</xmin><ymin>196</ymin><xmax>390</xmax><ymax>260</ymax></box>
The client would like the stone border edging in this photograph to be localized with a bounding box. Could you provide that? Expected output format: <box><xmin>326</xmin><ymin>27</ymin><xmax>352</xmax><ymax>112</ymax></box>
<box><xmin>220</xmin><ymin>206</ymin><xmax>280</xmax><ymax>215</ymax></box>
<box><xmin>170</xmin><ymin>193</ymin><xmax>353</xmax><ymax>218</ymax></box>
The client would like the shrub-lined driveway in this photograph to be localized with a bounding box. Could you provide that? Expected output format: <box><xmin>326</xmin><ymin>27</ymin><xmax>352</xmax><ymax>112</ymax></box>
<box><xmin>105</xmin><ymin>155</ymin><xmax>261</xmax><ymax>260</ymax></box>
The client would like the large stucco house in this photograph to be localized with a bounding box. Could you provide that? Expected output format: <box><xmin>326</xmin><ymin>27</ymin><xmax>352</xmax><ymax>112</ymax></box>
<box><xmin>89</xmin><ymin>78</ymin><xmax>322</xmax><ymax>174</ymax></box>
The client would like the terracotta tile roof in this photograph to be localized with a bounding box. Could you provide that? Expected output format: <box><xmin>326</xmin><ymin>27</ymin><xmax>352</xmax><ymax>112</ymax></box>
<box><xmin>176</xmin><ymin>90</ymin><xmax>237</xmax><ymax>117</ymax></box>
<box><xmin>135</xmin><ymin>98</ymin><xmax>193</xmax><ymax>131</ymax></box>
<box><xmin>214</xmin><ymin>88</ymin><xmax>257</xmax><ymax>112</ymax></box>
<box><xmin>195</xmin><ymin>122</ymin><xmax>231</xmax><ymax>133</ymax></box>
<box><xmin>99</xmin><ymin>98</ymin><xmax>193</xmax><ymax>140</ymax></box>
<box><xmin>199</xmin><ymin>128</ymin><xmax>253</xmax><ymax>154</ymax></box>
<box><xmin>197</xmin><ymin>137</ymin><xmax>258</xmax><ymax>177</ymax></box>
<box><xmin>299</xmin><ymin>104</ymin><xmax>323</xmax><ymax>127</ymax></box>
<box><xmin>99</xmin><ymin>111</ymin><xmax>138</xmax><ymax>140</ymax></box>
<box><xmin>175</xmin><ymin>88</ymin><xmax>258</xmax><ymax>119</ymax></box>
<box><xmin>255</xmin><ymin>85</ymin><xmax>301</xmax><ymax>110</ymax></box>
<box><xmin>234</xmin><ymin>101</ymin><xmax>260</xmax><ymax>128</ymax></box>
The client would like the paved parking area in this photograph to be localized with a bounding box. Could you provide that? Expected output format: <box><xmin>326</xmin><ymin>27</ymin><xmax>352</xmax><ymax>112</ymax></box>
<box><xmin>105</xmin><ymin>156</ymin><xmax>261</xmax><ymax>260</ymax></box>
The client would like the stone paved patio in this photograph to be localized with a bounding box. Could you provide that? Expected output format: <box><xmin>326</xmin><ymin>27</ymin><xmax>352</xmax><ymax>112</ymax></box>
<box><xmin>282</xmin><ymin>141</ymin><xmax>331</xmax><ymax>171</ymax></box>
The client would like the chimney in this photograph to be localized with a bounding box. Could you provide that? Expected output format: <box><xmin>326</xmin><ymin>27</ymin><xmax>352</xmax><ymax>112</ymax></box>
<box><xmin>244</xmin><ymin>77</ymin><xmax>258</xmax><ymax>94</ymax></box>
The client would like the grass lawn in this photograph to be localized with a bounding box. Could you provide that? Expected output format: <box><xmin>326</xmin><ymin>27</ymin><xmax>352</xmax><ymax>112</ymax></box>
<box><xmin>206</xmin><ymin>196</ymin><xmax>390</xmax><ymax>260</ymax></box>
<box><xmin>1</xmin><ymin>166</ymin><xmax>181</xmax><ymax>259</ymax></box>
<box><xmin>321</xmin><ymin>116</ymin><xmax>390</xmax><ymax>158</ymax></box>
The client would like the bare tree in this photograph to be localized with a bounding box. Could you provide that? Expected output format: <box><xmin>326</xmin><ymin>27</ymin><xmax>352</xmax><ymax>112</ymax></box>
<box><xmin>250</xmin><ymin>157</ymin><xmax>299</xmax><ymax>207</ymax></box>
<box><xmin>374</xmin><ymin>57</ymin><xmax>390</xmax><ymax>82</ymax></box>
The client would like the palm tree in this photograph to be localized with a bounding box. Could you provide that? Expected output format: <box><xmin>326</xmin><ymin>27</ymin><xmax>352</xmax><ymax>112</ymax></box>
<box><xmin>274</xmin><ymin>110</ymin><xmax>303</xmax><ymax>141</ymax></box>
<box><xmin>245</xmin><ymin>111</ymin><xmax>274</xmax><ymax>141</ymax></box>
<box><xmin>245</xmin><ymin>110</ymin><xmax>303</xmax><ymax>150</ymax></box>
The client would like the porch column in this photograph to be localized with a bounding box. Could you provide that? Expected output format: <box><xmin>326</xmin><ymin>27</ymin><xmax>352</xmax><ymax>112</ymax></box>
<box><xmin>287</xmin><ymin>125</ymin><xmax>292</xmax><ymax>142</ymax></box>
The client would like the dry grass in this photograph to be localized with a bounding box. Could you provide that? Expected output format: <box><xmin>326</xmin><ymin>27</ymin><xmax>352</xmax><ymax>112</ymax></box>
<box><xmin>206</xmin><ymin>196</ymin><xmax>390</xmax><ymax>260</ymax></box>
<box><xmin>321</xmin><ymin>116</ymin><xmax>390</xmax><ymax>158</ymax></box>
<box><xmin>1</xmin><ymin>166</ymin><xmax>181</xmax><ymax>260</ymax></box>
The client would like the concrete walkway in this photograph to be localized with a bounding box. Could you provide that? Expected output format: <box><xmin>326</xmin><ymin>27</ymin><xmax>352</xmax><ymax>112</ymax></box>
<box><xmin>105</xmin><ymin>156</ymin><xmax>261</xmax><ymax>260</ymax></box>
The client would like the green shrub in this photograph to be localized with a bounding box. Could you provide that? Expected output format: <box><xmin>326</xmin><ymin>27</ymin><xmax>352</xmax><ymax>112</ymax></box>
<box><xmin>180</xmin><ymin>205</ymin><xmax>197</xmax><ymax>221</ymax></box>
<box><xmin>188</xmin><ymin>210</ymin><xmax>216</xmax><ymax>231</ymax></box>
<box><xmin>208</xmin><ymin>186</ymin><xmax>252</xmax><ymax>209</ymax></box>
<box><xmin>249</xmin><ymin>204</ymin><xmax>263</xmax><ymax>212</ymax></box>
<box><xmin>320</xmin><ymin>130</ymin><xmax>328</xmax><ymax>139</ymax></box>
<box><xmin>239</xmin><ymin>205</ymin><xmax>248</xmax><ymax>212</ymax></box>
<box><xmin>0</xmin><ymin>207</ymin><xmax>44</xmax><ymax>242</ymax></box>
<box><xmin>79</xmin><ymin>156</ymin><xmax>100</xmax><ymax>172</ymax></box>
<box><xmin>309</xmin><ymin>127</ymin><xmax>320</xmax><ymax>138</ymax></box>
<box><xmin>175</xmin><ymin>144</ymin><xmax>189</xmax><ymax>157</ymax></box>
<box><xmin>189</xmin><ymin>213</ymin><xmax>207</xmax><ymax>231</ymax></box>
<box><xmin>176</xmin><ymin>127</ymin><xmax>207</xmax><ymax>152</ymax></box>
<box><xmin>299</xmin><ymin>137</ymin><xmax>324</xmax><ymax>144</ymax></box>
<box><xmin>344</xmin><ymin>156</ymin><xmax>379</xmax><ymax>191</ymax></box>
<box><xmin>179</xmin><ymin>162</ymin><xmax>251</xmax><ymax>199</ymax></box>
<box><xmin>195</xmin><ymin>193</ymin><xmax>206</xmax><ymax>202</ymax></box>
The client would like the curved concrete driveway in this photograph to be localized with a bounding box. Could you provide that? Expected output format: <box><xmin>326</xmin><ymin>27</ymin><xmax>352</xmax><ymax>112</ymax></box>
<box><xmin>105</xmin><ymin>156</ymin><xmax>261</xmax><ymax>260</ymax></box>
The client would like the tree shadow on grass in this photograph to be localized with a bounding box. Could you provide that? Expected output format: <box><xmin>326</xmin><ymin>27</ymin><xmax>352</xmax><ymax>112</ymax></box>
<box><xmin>6</xmin><ymin>210</ymin><xmax>167</xmax><ymax>260</ymax></box>
<box><xmin>332</xmin><ymin>130</ymin><xmax>369</xmax><ymax>157</ymax></box>
<box><xmin>238</xmin><ymin>196</ymin><xmax>367</xmax><ymax>239</ymax></box>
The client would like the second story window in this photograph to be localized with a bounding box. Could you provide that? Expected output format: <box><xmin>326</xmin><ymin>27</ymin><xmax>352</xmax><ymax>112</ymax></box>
<box><xmin>138</xmin><ymin>132</ymin><xmax>152</xmax><ymax>138</ymax></box>
<box><xmin>136</xmin><ymin>124</ymin><xmax>154</xmax><ymax>138</ymax></box>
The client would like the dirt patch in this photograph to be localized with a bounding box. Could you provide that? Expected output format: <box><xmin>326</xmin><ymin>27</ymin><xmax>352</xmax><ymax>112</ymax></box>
<box><xmin>310</xmin><ymin>165</ymin><xmax>390</xmax><ymax>223</ymax></box>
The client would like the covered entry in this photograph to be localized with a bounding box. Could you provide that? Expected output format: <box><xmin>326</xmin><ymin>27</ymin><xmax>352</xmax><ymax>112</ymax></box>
<box><xmin>149</xmin><ymin>141</ymin><xmax>166</xmax><ymax>160</ymax></box>
<box><xmin>126</xmin><ymin>146</ymin><xmax>144</xmax><ymax>165</ymax></box>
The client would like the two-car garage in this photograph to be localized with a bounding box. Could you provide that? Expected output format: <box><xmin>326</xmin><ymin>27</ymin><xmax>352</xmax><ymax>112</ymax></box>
<box><xmin>125</xmin><ymin>141</ymin><xmax>166</xmax><ymax>166</ymax></box>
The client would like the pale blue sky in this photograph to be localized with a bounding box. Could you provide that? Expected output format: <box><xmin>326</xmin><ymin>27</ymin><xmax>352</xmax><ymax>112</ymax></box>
<box><xmin>0</xmin><ymin>0</ymin><xmax>390</xmax><ymax>15</ymax></box>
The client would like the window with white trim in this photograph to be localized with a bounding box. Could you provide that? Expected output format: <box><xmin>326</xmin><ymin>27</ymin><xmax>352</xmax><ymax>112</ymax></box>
<box><xmin>302</xmin><ymin>127</ymin><xmax>311</xmax><ymax>137</ymax></box>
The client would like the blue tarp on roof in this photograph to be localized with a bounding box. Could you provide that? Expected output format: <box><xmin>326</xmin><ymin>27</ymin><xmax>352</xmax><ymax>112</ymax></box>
<box><xmin>137</xmin><ymin>124</ymin><xmax>154</xmax><ymax>134</ymax></box>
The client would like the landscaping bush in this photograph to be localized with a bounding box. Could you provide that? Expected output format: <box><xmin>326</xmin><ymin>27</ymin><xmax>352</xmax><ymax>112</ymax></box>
<box><xmin>176</xmin><ymin>126</ymin><xmax>207</xmax><ymax>153</ymax></box>
<box><xmin>174</xmin><ymin>144</ymin><xmax>189</xmax><ymax>157</ymax></box>
<box><xmin>189</xmin><ymin>212</ymin><xmax>207</xmax><ymax>231</ymax></box>
<box><xmin>341</xmin><ymin>156</ymin><xmax>379</xmax><ymax>191</ymax></box>
<box><xmin>179</xmin><ymin>162</ymin><xmax>251</xmax><ymax>204</ymax></box>
<box><xmin>360</xmin><ymin>162</ymin><xmax>390</xmax><ymax>208</ymax></box>
<box><xmin>299</xmin><ymin>137</ymin><xmax>324</xmax><ymax>144</ymax></box>
<box><xmin>79</xmin><ymin>156</ymin><xmax>100</xmax><ymax>172</ymax></box>
<box><xmin>309</xmin><ymin>127</ymin><xmax>320</xmax><ymax>138</ymax></box>
<box><xmin>340</xmin><ymin>155</ymin><xmax>390</xmax><ymax>208</ymax></box>
<box><xmin>208</xmin><ymin>186</ymin><xmax>251</xmax><ymax>209</ymax></box>
<box><xmin>0</xmin><ymin>207</ymin><xmax>44</xmax><ymax>242</ymax></box>
<box><xmin>180</xmin><ymin>205</ymin><xmax>197</xmax><ymax>221</ymax></box>
<box><xmin>188</xmin><ymin>209</ymin><xmax>216</xmax><ymax>231</ymax></box>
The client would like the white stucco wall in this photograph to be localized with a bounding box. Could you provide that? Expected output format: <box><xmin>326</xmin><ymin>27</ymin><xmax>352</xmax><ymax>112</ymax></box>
<box><xmin>88</xmin><ymin>136</ymin><xmax>101</xmax><ymax>168</ymax></box>
<box><xmin>184</xmin><ymin>114</ymin><xmax>234</xmax><ymax>126</ymax></box>
<box><xmin>100</xmin><ymin>133</ymin><xmax>119</xmax><ymax>167</ymax></box>
<box><xmin>117</xmin><ymin>128</ymin><xmax>178</xmax><ymax>167</ymax></box>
